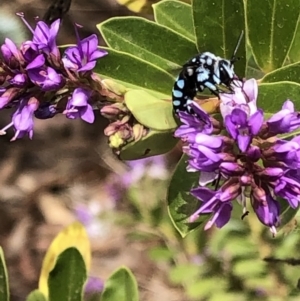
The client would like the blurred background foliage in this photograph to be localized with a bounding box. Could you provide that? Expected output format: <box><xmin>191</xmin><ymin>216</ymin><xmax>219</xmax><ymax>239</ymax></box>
<box><xmin>0</xmin><ymin>0</ymin><xmax>300</xmax><ymax>301</ymax></box>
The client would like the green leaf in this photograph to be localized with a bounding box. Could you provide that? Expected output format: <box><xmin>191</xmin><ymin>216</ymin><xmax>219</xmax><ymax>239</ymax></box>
<box><xmin>101</xmin><ymin>267</ymin><xmax>138</xmax><ymax>301</ymax></box>
<box><xmin>192</xmin><ymin>0</ymin><xmax>246</xmax><ymax>77</ymax></box>
<box><xmin>233</xmin><ymin>259</ymin><xmax>266</xmax><ymax>278</ymax></box>
<box><xmin>167</xmin><ymin>154</ymin><xmax>209</xmax><ymax>237</ymax></box>
<box><xmin>210</xmin><ymin>293</ymin><xmax>247</xmax><ymax>301</ymax></box>
<box><xmin>124</xmin><ymin>90</ymin><xmax>177</xmax><ymax>131</ymax></box>
<box><xmin>119</xmin><ymin>129</ymin><xmax>178</xmax><ymax>160</ymax></box>
<box><xmin>153</xmin><ymin>0</ymin><xmax>195</xmax><ymax>42</ymax></box>
<box><xmin>277</xmin><ymin>197</ymin><xmax>299</xmax><ymax>230</ymax></box>
<box><xmin>246</xmin><ymin>55</ymin><xmax>265</xmax><ymax>79</ymax></box>
<box><xmin>288</xmin><ymin>22</ymin><xmax>300</xmax><ymax>63</ymax></box>
<box><xmin>187</xmin><ymin>278</ymin><xmax>226</xmax><ymax>299</ymax></box>
<box><xmin>262</xmin><ymin>62</ymin><xmax>300</xmax><ymax>83</ymax></box>
<box><xmin>169</xmin><ymin>264</ymin><xmax>200</xmax><ymax>285</ymax></box>
<box><xmin>148</xmin><ymin>247</ymin><xmax>174</xmax><ymax>262</ymax></box>
<box><xmin>94</xmin><ymin>48</ymin><xmax>174</xmax><ymax>97</ymax></box>
<box><xmin>26</xmin><ymin>290</ymin><xmax>47</xmax><ymax>301</ymax></box>
<box><xmin>38</xmin><ymin>222</ymin><xmax>91</xmax><ymax>298</ymax></box>
<box><xmin>258</xmin><ymin>81</ymin><xmax>300</xmax><ymax>112</ymax></box>
<box><xmin>48</xmin><ymin>247</ymin><xmax>87</xmax><ymax>301</ymax></box>
<box><xmin>246</xmin><ymin>0</ymin><xmax>300</xmax><ymax>72</ymax></box>
<box><xmin>97</xmin><ymin>17</ymin><xmax>198</xmax><ymax>71</ymax></box>
<box><xmin>0</xmin><ymin>247</ymin><xmax>9</xmax><ymax>301</ymax></box>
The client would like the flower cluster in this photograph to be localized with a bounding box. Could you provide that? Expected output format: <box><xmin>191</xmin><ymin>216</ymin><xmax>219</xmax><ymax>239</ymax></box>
<box><xmin>0</xmin><ymin>14</ymin><xmax>107</xmax><ymax>140</ymax></box>
<box><xmin>175</xmin><ymin>78</ymin><xmax>300</xmax><ymax>235</ymax></box>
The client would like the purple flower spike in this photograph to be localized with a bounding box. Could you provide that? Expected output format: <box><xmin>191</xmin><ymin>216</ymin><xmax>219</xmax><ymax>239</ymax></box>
<box><xmin>63</xmin><ymin>34</ymin><xmax>107</xmax><ymax>72</ymax></box>
<box><xmin>176</xmin><ymin>77</ymin><xmax>300</xmax><ymax>234</ymax></box>
<box><xmin>11</xmin><ymin>97</ymin><xmax>39</xmax><ymax>140</ymax></box>
<box><xmin>65</xmin><ymin>88</ymin><xmax>94</xmax><ymax>123</ymax></box>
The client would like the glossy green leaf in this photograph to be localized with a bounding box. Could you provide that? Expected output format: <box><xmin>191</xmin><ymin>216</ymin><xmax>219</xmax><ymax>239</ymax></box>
<box><xmin>288</xmin><ymin>22</ymin><xmax>300</xmax><ymax>63</ymax></box>
<box><xmin>119</xmin><ymin>129</ymin><xmax>178</xmax><ymax>160</ymax></box>
<box><xmin>167</xmin><ymin>154</ymin><xmax>209</xmax><ymax>237</ymax></box>
<box><xmin>48</xmin><ymin>247</ymin><xmax>87</xmax><ymax>301</ymax></box>
<box><xmin>124</xmin><ymin>90</ymin><xmax>177</xmax><ymax>131</ymax></box>
<box><xmin>101</xmin><ymin>267</ymin><xmax>138</xmax><ymax>301</ymax></box>
<box><xmin>258</xmin><ymin>81</ymin><xmax>300</xmax><ymax>112</ymax></box>
<box><xmin>192</xmin><ymin>0</ymin><xmax>246</xmax><ymax>76</ymax></box>
<box><xmin>246</xmin><ymin>55</ymin><xmax>265</xmax><ymax>79</ymax></box>
<box><xmin>246</xmin><ymin>0</ymin><xmax>300</xmax><ymax>72</ymax></box>
<box><xmin>98</xmin><ymin>17</ymin><xmax>197</xmax><ymax>71</ymax></box>
<box><xmin>0</xmin><ymin>247</ymin><xmax>9</xmax><ymax>301</ymax></box>
<box><xmin>153</xmin><ymin>0</ymin><xmax>195</xmax><ymax>42</ymax></box>
<box><xmin>262</xmin><ymin>62</ymin><xmax>300</xmax><ymax>83</ymax></box>
<box><xmin>26</xmin><ymin>290</ymin><xmax>47</xmax><ymax>301</ymax></box>
<box><xmin>94</xmin><ymin>48</ymin><xmax>174</xmax><ymax>97</ymax></box>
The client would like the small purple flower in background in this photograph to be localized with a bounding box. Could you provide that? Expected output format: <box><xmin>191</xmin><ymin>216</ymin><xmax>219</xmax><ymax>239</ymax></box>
<box><xmin>124</xmin><ymin>155</ymin><xmax>168</xmax><ymax>185</ymax></box>
<box><xmin>106</xmin><ymin>155</ymin><xmax>168</xmax><ymax>203</ymax></box>
<box><xmin>84</xmin><ymin>276</ymin><xmax>104</xmax><ymax>295</ymax></box>
<box><xmin>176</xmin><ymin>78</ymin><xmax>300</xmax><ymax>235</ymax></box>
<box><xmin>74</xmin><ymin>201</ymin><xmax>110</xmax><ymax>238</ymax></box>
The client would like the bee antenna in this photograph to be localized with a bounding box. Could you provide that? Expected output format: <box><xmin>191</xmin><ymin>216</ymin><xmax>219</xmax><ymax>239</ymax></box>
<box><xmin>231</xmin><ymin>30</ymin><xmax>244</xmax><ymax>64</ymax></box>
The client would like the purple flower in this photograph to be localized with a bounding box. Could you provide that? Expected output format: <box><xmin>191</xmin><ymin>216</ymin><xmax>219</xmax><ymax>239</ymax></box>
<box><xmin>176</xmin><ymin>78</ymin><xmax>300</xmax><ymax>235</ymax></box>
<box><xmin>190</xmin><ymin>179</ymin><xmax>240</xmax><ymax>229</ymax></box>
<box><xmin>0</xmin><ymin>88</ymin><xmax>19</xmax><ymax>109</ymax></box>
<box><xmin>63</xmin><ymin>34</ymin><xmax>107</xmax><ymax>72</ymax></box>
<box><xmin>65</xmin><ymin>88</ymin><xmax>94</xmax><ymax>123</ymax></box>
<box><xmin>84</xmin><ymin>277</ymin><xmax>104</xmax><ymax>294</ymax></box>
<box><xmin>9</xmin><ymin>74</ymin><xmax>27</xmax><ymax>87</ymax></box>
<box><xmin>1</xmin><ymin>38</ymin><xmax>24</xmax><ymax>66</ymax></box>
<box><xmin>26</xmin><ymin>54</ymin><xmax>64</xmax><ymax>91</ymax></box>
<box><xmin>251</xmin><ymin>185</ymin><xmax>280</xmax><ymax>235</ymax></box>
<box><xmin>0</xmin><ymin>97</ymin><xmax>39</xmax><ymax>140</ymax></box>
<box><xmin>220</xmin><ymin>78</ymin><xmax>258</xmax><ymax>118</ymax></box>
<box><xmin>175</xmin><ymin>102</ymin><xmax>213</xmax><ymax>140</ymax></box>
<box><xmin>32</xmin><ymin>19</ymin><xmax>60</xmax><ymax>57</ymax></box>
<box><xmin>267</xmin><ymin>100</ymin><xmax>300</xmax><ymax>134</ymax></box>
<box><xmin>225</xmin><ymin>108</ymin><xmax>264</xmax><ymax>152</ymax></box>
<box><xmin>20</xmin><ymin>40</ymin><xmax>39</xmax><ymax>62</ymax></box>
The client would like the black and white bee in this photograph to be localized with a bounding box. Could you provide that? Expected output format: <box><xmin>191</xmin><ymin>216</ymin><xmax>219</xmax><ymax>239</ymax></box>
<box><xmin>172</xmin><ymin>32</ymin><xmax>244</xmax><ymax>114</ymax></box>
